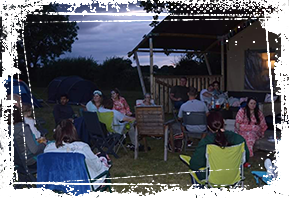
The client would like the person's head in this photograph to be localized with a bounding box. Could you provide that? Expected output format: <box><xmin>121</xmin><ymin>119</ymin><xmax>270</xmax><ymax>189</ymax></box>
<box><xmin>54</xmin><ymin>119</ymin><xmax>79</xmax><ymax>148</ymax></box>
<box><xmin>92</xmin><ymin>90</ymin><xmax>103</xmax><ymax>105</ymax></box>
<box><xmin>245</xmin><ymin>97</ymin><xmax>260</xmax><ymax>125</ymax></box>
<box><xmin>187</xmin><ymin>87</ymin><xmax>198</xmax><ymax>99</ymax></box>
<box><xmin>102</xmin><ymin>97</ymin><xmax>113</xmax><ymax>110</ymax></box>
<box><xmin>144</xmin><ymin>93</ymin><xmax>152</xmax><ymax>103</ymax></box>
<box><xmin>7</xmin><ymin>106</ymin><xmax>23</xmax><ymax>125</ymax></box>
<box><xmin>180</xmin><ymin>77</ymin><xmax>187</xmax><ymax>87</ymax></box>
<box><xmin>59</xmin><ymin>94</ymin><xmax>69</xmax><ymax>106</ymax></box>
<box><xmin>207</xmin><ymin>112</ymin><xmax>228</xmax><ymax>148</ymax></box>
<box><xmin>22</xmin><ymin>103</ymin><xmax>33</xmax><ymax>118</ymax></box>
<box><xmin>207</xmin><ymin>84</ymin><xmax>214</xmax><ymax>92</ymax></box>
<box><xmin>111</xmin><ymin>88</ymin><xmax>120</xmax><ymax>100</ymax></box>
<box><xmin>212</xmin><ymin>81</ymin><xmax>220</xmax><ymax>91</ymax></box>
<box><xmin>7</xmin><ymin>94</ymin><xmax>21</xmax><ymax>108</ymax></box>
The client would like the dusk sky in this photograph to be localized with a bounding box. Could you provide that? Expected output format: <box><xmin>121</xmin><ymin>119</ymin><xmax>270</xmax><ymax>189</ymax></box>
<box><xmin>58</xmin><ymin>3</ymin><xmax>180</xmax><ymax>67</ymax></box>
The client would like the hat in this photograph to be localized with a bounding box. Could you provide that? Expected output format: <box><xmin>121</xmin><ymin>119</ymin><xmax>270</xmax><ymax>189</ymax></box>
<box><xmin>93</xmin><ymin>90</ymin><xmax>102</xmax><ymax>96</ymax></box>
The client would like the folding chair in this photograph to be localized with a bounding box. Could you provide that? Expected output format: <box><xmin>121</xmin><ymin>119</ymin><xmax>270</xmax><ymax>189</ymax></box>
<box><xmin>82</xmin><ymin>111</ymin><xmax>121</xmax><ymax>158</ymax></box>
<box><xmin>180</xmin><ymin>142</ymin><xmax>246</xmax><ymax>188</ymax></box>
<box><xmin>96</xmin><ymin>111</ymin><xmax>128</xmax><ymax>154</ymax></box>
<box><xmin>13</xmin><ymin>140</ymin><xmax>37</xmax><ymax>189</ymax></box>
<box><xmin>251</xmin><ymin>171</ymin><xmax>274</xmax><ymax>186</ymax></box>
<box><xmin>134</xmin><ymin>105</ymin><xmax>170</xmax><ymax>161</ymax></box>
<box><xmin>37</xmin><ymin>152</ymin><xmax>111</xmax><ymax>195</ymax></box>
<box><xmin>182</xmin><ymin>111</ymin><xmax>207</xmax><ymax>152</ymax></box>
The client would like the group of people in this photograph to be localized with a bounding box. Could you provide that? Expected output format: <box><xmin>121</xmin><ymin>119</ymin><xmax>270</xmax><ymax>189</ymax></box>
<box><xmin>170</xmin><ymin>77</ymin><xmax>268</xmax><ymax>170</ymax></box>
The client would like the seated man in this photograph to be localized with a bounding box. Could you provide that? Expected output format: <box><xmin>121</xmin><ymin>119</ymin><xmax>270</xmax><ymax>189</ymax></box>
<box><xmin>170</xmin><ymin>77</ymin><xmax>189</xmax><ymax>109</ymax></box>
<box><xmin>53</xmin><ymin>94</ymin><xmax>75</xmax><ymax>126</ymax></box>
<box><xmin>178</xmin><ymin>87</ymin><xmax>209</xmax><ymax>139</ymax></box>
<box><xmin>200</xmin><ymin>84</ymin><xmax>217</xmax><ymax>106</ymax></box>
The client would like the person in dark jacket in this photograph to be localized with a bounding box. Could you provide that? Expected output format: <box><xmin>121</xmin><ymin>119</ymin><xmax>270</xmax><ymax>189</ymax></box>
<box><xmin>53</xmin><ymin>94</ymin><xmax>75</xmax><ymax>126</ymax></box>
<box><xmin>189</xmin><ymin>112</ymin><xmax>250</xmax><ymax>180</ymax></box>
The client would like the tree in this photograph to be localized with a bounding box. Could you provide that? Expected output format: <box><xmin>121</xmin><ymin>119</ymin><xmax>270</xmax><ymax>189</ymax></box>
<box><xmin>139</xmin><ymin>0</ymin><xmax>180</xmax><ymax>27</ymax></box>
<box><xmin>17</xmin><ymin>4</ymin><xmax>79</xmax><ymax>82</ymax></box>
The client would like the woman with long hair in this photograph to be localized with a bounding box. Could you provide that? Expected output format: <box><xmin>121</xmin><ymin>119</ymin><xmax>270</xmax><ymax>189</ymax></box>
<box><xmin>86</xmin><ymin>90</ymin><xmax>103</xmax><ymax>112</ymax></box>
<box><xmin>111</xmin><ymin>88</ymin><xmax>132</xmax><ymax>116</ymax></box>
<box><xmin>189</xmin><ymin>112</ymin><xmax>250</xmax><ymax>180</ymax></box>
<box><xmin>44</xmin><ymin>119</ymin><xmax>110</xmax><ymax>189</ymax></box>
<box><xmin>235</xmin><ymin>97</ymin><xmax>268</xmax><ymax>157</ymax></box>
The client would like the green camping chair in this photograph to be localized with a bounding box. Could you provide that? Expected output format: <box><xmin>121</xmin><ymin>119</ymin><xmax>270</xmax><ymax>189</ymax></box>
<box><xmin>97</xmin><ymin>111</ymin><xmax>128</xmax><ymax>154</ymax></box>
<box><xmin>180</xmin><ymin>142</ymin><xmax>246</xmax><ymax>188</ymax></box>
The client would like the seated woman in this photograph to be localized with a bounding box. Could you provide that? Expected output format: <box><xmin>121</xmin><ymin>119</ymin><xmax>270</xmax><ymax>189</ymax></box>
<box><xmin>138</xmin><ymin>93</ymin><xmax>155</xmax><ymax>106</ymax></box>
<box><xmin>44</xmin><ymin>119</ymin><xmax>110</xmax><ymax>188</ymax></box>
<box><xmin>22</xmin><ymin>103</ymin><xmax>42</xmax><ymax>140</ymax></box>
<box><xmin>189</xmin><ymin>112</ymin><xmax>250</xmax><ymax>180</ymax></box>
<box><xmin>86</xmin><ymin>90</ymin><xmax>103</xmax><ymax>112</ymax></box>
<box><xmin>111</xmin><ymin>88</ymin><xmax>132</xmax><ymax>116</ymax></box>
<box><xmin>235</xmin><ymin>97</ymin><xmax>268</xmax><ymax>157</ymax></box>
<box><xmin>9</xmin><ymin>106</ymin><xmax>46</xmax><ymax>167</ymax></box>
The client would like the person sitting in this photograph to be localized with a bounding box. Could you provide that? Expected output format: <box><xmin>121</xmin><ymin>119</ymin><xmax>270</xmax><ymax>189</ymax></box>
<box><xmin>53</xmin><ymin>94</ymin><xmax>75</xmax><ymax>126</ymax></box>
<box><xmin>170</xmin><ymin>77</ymin><xmax>189</xmax><ymax>109</ymax></box>
<box><xmin>111</xmin><ymin>88</ymin><xmax>132</xmax><ymax>116</ymax></box>
<box><xmin>138</xmin><ymin>93</ymin><xmax>155</xmax><ymax>106</ymax></box>
<box><xmin>200</xmin><ymin>84</ymin><xmax>217</xmax><ymax>106</ymax></box>
<box><xmin>178</xmin><ymin>87</ymin><xmax>209</xmax><ymax>139</ymax></box>
<box><xmin>86</xmin><ymin>90</ymin><xmax>103</xmax><ymax>112</ymax></box>
<box><xmin>22</xmin><ymin>103</ymin><xmax>42</xmax><ymax>139</ymax></box>
<box><xmin>189</xmin><ymin>112</ymin><xmax>250</xmax><ymax>181</ymax></box>
<box><xmin>8</xmin><ymin>106</ymin><xmax>46</xmax><ymax>167</ymax></box>
<box><xmin>235</xmin><ymin>97</ymin><xmax>268</xmax><ymax>157</ymax></box>
<box><xmin>44</xmin><ymin>119</ymin><xmax>110</xmax><ymax>189</ymax></box>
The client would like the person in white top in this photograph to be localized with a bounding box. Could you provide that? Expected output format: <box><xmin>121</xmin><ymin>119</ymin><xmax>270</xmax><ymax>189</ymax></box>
<box><xmin>44</xmin><ymin>119</ymin><xmax>109</xmax><ymax>190</ymax></box>
<box><xmin>200</xmin><ymin>84</ymin><xmax>216</xmax><ymax>106</ymax></box>
<box><xmin>86</xmin><ymin>90</ymin><xmax>103</xmax><ymax>112</ymax></box>
<box><xmin>22</xmin><ymin>103</ymin><xmax>42</xmax><ymax>139</ymax></box>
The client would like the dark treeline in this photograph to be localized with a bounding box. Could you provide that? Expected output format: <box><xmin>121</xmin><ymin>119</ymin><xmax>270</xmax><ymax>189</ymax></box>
<box><xmin>28</xmin><ymin>53</ymin><xmax>221</xmax><ymax>91</ymax></box>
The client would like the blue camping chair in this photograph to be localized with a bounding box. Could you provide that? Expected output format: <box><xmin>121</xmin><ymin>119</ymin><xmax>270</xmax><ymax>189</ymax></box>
<box><xmin>37</xmin><ymin>152</ymin><xmax>111</xmax><ymax>195</ymax></box>
<box><xmin>251</xmin><ymin>171</ymin><xmax>274</xmax><ymax>186</ymax></box>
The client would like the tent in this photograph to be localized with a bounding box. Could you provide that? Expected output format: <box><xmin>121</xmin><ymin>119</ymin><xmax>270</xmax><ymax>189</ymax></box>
<box><xmin>47</xmin><ymin>76</ymin><xmax>98</xmax><ymax>105</ymax></box>
<box><xmin>4</xmin><ymin>77</ymin><xmax>42</xmax><ymax>108</ymax></box>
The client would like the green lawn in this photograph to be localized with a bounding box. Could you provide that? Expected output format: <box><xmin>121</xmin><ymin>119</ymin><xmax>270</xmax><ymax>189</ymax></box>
<box><xmin>31</xmin><ymin>87</ymin><xmax>274</xmax><ymax>194</ymax></box>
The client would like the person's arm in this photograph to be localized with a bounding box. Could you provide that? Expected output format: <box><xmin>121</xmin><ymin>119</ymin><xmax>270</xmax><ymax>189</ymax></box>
<box><xmin>24</xmin><ymin>125</ymin><xmax>46</xmax><ymax>155</ymax></box>
<box><xmin>202</xmin><ymin>91</ymin><xmax>213</xmax><ymax>98</ymax></box>
<box><xmin>82</xmin><ymin>143</ymin><xmax>108</xmax><ymax>172</ymax></box>
<box><xmin>122</xmin><ymin>98</ymin><xmax>132</xmax><ymax>116</ymax></box>
<box><xmin>122</xmin><ymin>116</ymin><xmax>135</xmax><ymax>122</ymax></box>
<box><xmin>234</xmin><ymin>108</ymin><xmax>244</xmax><ymax>133</ymax></box>
<box><xmin>258</xmin><ymin>111</ymin><xmax>268</xmax><ymax>136</ymax></box>
<box><xmin>25</xmin><ymin>118</ymin><xmax>41</xmax><ymax>139</ymax></box>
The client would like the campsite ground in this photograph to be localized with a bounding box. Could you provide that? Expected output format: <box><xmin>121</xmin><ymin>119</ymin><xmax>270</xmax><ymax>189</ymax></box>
<box><xmin>32</xmin><ymin>87</ymin><xmax>274</xmax><ymax>194</ymax></box>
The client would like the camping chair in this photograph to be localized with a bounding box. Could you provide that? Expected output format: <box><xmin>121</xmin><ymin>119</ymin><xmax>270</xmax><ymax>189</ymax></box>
<box><xmin>182</xmin><ymin>111</ymin><xmax>207</xmax><ymax>152</ymax></box>
<box><xmin>134</xmin><ymin>105</ymin><xmax>171</xmax><ymax>161</ymax></box>
<box><xmin>13</xmin><ymin>140</ymin><xmax>37</xmax><ymax>189</ymax></box>
<box><xmin>96</xmin><ymin>111</ymin><xmax>128</xmax><ymax>154</ymax></box>
<box><xmin>37</xmin><ymin>152</ymin><xmax>111</xmax><ymax>195</ymax></box>
<box><xmin>180</xmin><ymin>142</ymin><xmax>246</xmax><ymax>188</ymax></box>
<box><xmin>82</xmin><ymin>111</ymin><xmax>121</xmax><ymax>158</ymax></box>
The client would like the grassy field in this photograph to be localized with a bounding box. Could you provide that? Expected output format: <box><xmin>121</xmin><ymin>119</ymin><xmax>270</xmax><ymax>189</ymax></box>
<box><xmin>31</xmin><ymin>87</ymin><xmax>275</xmax><ymax>194</ymax></box>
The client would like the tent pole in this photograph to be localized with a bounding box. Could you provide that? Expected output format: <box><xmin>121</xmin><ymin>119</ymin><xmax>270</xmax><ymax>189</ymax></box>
<box><xmin>221</xmin><ymin>37</ymin><xmax>225</xmax><ymax>91</ymax></box>
<box><xmin>149</xmin><ymin>36</ymin><xmax>154</xmax><ymax>97</ymax></box>
<box><xmin>134</xmin><ymin>52</ymin><xmax>146</xmax><ymax>96</ymax></box>
<box><xmin>204</xmin><ymin>54</ymin><xmax>212</xmax><ymax>75</ymax></box>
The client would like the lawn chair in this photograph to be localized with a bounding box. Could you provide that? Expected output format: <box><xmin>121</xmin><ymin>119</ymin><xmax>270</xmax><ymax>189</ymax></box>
<box><xmin>134</xmin><ymin>105</ymin><xmax>170</xmax><ymax>161</ymax></box>
<box><xmin>182</xmin><ymin>111</ymin><xmax>207</xmax><ymax>152</ymax></box>
<box><xmin>37</xmin><ymin>152</ymin><xmax>111</xmax><ymax>195</ymax></box>
<box><xmin>13</xmin><ymin>139</ymin><xmax>37</xmax><ymax>189</ymax></box>
<box><xmin>96</xmin><ymin>111</ymin><xmax>128</xmax><ymax>155</ymax></box>
<box><xmin>82</xmin><ymin>111</ymin><xmax>121</xmax><ymax>158</ymax></box>
<box><xmin>180</xmin><ymin>142</ymin><xmax>246</xmax><ymax>188</ymax></box>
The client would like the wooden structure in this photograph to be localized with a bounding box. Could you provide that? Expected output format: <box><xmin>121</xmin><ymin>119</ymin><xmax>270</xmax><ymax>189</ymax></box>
<box><xmin>153</xmin><ymin>75</ymin><xmax>221</xmax><ymax>113</ymax></box>
<box><xmin>134</xmin><ymin>105</ymin><xmax>171</xmax><ymax>161</ymax></box>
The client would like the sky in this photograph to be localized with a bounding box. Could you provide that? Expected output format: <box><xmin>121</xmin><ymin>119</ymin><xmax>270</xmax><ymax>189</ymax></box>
<box><xmin>58</xmin><ymin>3</ymin><xmax>180</xmax><ymax>67</ymax></box>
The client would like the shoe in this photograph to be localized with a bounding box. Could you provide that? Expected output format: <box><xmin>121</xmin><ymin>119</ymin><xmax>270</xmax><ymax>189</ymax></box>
<box><xmin>187</xmin><ymin>140</ymin><xmax>193</xmax><ymax>147</ymax></box>
<box><xmin>126</xmin><ymin>143</ymin><xmax>133</xmax><ymax>148</ymax></box>
<box><xmin>244</xmin><ymin>162</ymin><xmax>251</xmax><ymax>168</ymax></box>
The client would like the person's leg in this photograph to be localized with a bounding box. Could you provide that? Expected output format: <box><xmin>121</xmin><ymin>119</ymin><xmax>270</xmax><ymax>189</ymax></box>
<box><xmin>174</xmin><ymin>101</ymin><xmax>184</xmax><ymax>109</ymax></box>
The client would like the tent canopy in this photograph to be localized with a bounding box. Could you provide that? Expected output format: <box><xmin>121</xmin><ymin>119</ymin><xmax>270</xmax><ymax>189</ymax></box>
<box><xmin>4</xmin><ymin>77</ymin><xmax>42</xmax><ymax>108</ymax></box>
<box><xmin>128</xmin><ymin>2</ymin><xmax>264</xmax><ymax>57</ymax></box>
<box><xmin>47</xmin><ymin>76</ymin><xmax>98</xmax><ymax>105</ymax></box>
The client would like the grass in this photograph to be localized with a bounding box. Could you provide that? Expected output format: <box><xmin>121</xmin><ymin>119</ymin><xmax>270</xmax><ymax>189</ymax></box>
<box><xmin>31</xmin><ymin>87</ymin><xmax>275</xmax><ymax>194</ymax></box>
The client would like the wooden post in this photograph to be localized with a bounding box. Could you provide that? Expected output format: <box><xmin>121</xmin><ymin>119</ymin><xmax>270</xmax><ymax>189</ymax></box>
<box><xmin>134</xmin><ymin>52</ymin><xmax>146</xmax><ymax>96</ymax></box>
<box><xmin>204</xmin><ymin>54</ymin><xmax>212</xmax><ymax>75</ymax></box>
<box><xmin>149</xmin><ymin>36</ymin><xmax>154</xmax><ymax>97</ymax></box>
<box><xmin>221</xmin><ymin>37</ymin><xmax>225</xmax><ymax>91</ymax></box>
